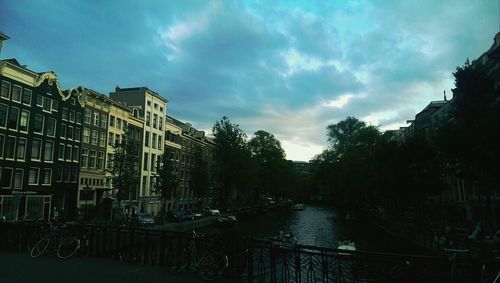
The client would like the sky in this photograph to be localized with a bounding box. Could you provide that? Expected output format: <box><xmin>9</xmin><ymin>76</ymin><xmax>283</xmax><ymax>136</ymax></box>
<box><xmin>1</xmin><ymin>0</ymin><xmax>498</xmax><ymax>161</ymax></box>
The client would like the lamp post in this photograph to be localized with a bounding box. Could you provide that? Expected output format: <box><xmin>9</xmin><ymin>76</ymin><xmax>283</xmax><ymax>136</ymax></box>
<box><xmin>83</xmin><ymin>185</ymin><xmax>91</xmax><ymax>222</ymax></box>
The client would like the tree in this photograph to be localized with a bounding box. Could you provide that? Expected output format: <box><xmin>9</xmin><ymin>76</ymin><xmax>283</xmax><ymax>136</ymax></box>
<box><xmin>153</xmin><ymin>148</ymin><xmax>179</xmax><ymax>219</ymax></box>
<box><xmin>191</xmin><ymin>145</ymin><xmax>210</xmax><ymax>204</ymax></box>
<box><xmin>438</xmin><ymin>60</ymin><xmax>500</xmax><ymax>229</ymax></box>
<box><xmin>108</xmin><ymin>135</ymin><xmax>139</xmax><ymax>222</ymax></box>
<box><xmin>212</xmin><ymin>116</ymin><xmax>253</xmax><ymax>209</ymax></box>
<box><xmin>248</xmin><ymin>130</ymin><xmax>288</xmax><ymax>200</ymax></box>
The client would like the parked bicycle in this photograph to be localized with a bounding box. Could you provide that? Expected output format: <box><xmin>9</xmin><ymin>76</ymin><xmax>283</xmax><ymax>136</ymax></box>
<box><xmin>30</xmin><ymin>222</ymin><xmax>80</xmax><ymax>259</ymax></box>
<box><xmin>167</xmin><ymin>230</ymin><xmax>228</xmax><ymax>281</ymax></box>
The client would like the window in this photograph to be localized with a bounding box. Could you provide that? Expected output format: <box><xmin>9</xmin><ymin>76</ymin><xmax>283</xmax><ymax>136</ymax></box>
<box><xmin>58</xmin><ymin>143</ymin><xmax>65</xmax><ymax>161</ymax></box>
<box><xmin>13</xmin><ymin>169</ymin><xmax>23</xmax><ymax>189</ymax></box>
<box><xmin>153</xmin><ymin>114</ymin><xmax>157</xmax><ymax>128</ymax></box>
<box><xmin>62</xmin><ymin>108</ymin><xmax>68</xmax><ymax>120</ymax></box>
<box><xmin>1</xmin><ymin>81</ymin><xmax>11</xmax><ymax>99</ymax></box>
<box><xmin>97</xmin><ymin>152</ymin><xmax>104</xmax><ymax>170</ymax></box>
<box><xmin>70</xmin><ymin>97</ymin><xmax>76</xmax><ymax>105</ymax></box>
<box><xmin>67</xmin><ymin>126</ymin><xmax>74</xmax><ymax>140</ymax></box>
<box><xmin>65</xmin><ymin>144</ymin><xmax>72</xmax><ymax>160</ymax></box>
<box><xmin>89</xmin><ymin>150</ymin><xmax>96</xmax><ymax>168</ymax></box>
<box><xmin>81</xmin><ymin>148</ymin><xmax>88</xmax><ymax>167</ymax></box>
<box><xmin>73</xmin><ymin>146</ymin><xmax>79</xmax><ymax>162</ymax></box>
<box><xmin>71</xmin><ymin>167</ymin><xmax>77</xmax><ymax>183</ymax></box>
<box><xmin>109</xmin><ymin>115</ymin><xmax>115</xmax><ymax>127</ymax></box>
<box><xmin>28</xmin><ymin>168</ymin><xmax>39</xmax><ymax>185</ymax></box>
<box><xmin>107</xmin><ymin>153</ymin><xmax>113</xmax><ymax>169</ymax></box>
<box><xmin>43</xmin><ymin>97</ymin><xmax>51</xmax><ymax>112</ymax></box>
<box><xmin>0</xmin><ymin>103</ymin><xmax>7</xmax><ymax>127</ymax></box>
<box><xmin>4</xmin><ymin>136</ymin><xmax>15</xmax><ymax>159</ymax></box>
<box><xmin>151</xmin><ymin>154</ymin><xmax>156</xmax><ymax>172</ymax></box>
<box><xmin>123</xmin><ymin>121</ymin><xmax>127</xmax><ymax>130</ymax></box>
<box><xmin>44</xmin><ymin>140</ymin><xmax>54</xmax><ymax>162</ymax></box>
<box><xmin>31</xmin><ymin>139</ymin><xmax>42</xmax><ymax>161</ymax></box>
<box><xmin>33</xmin><ymin>114</ymin><xmax>44</xmax><ymax>134</ymax></box>
<box><xmin>22</xmin><ymin>88</ymin><xmax>32</xmax><ymax>105</ymax></box>
<box><xmin>146</xmin><ymin>111</ymin><xmax>152</xmax><ymax>126</ymax></box>
<box><xmin>12</xmin><ymin>85</ymin><xmax>21</xmax><ymax>102</ymax></box>
<box><xmin>74</xmin><ymin>127</ymin><xmax>80</xmax><ymax>141</ymax></box>
<box><xmin>83</xmin><ymin>128</ymin><xmax>90</xmax><ymax>143</ymax></box>
<box><xmin>1</xmin><ymin>168</ymin><xmax>13</xmax><ymax>188</ymax></box>
<box><xmin>56</xmin><ymin>166</ymin><xmax>63</xmax><ymax>182</ymax></box>
<box><xmin>159</xmin><ymin>117</ymin><xmax>163</xmax><ymax>130</ymax></box>
<box><xmin>117</xmin><ymin>118</ymin><xmax>122</xmax><ymax>130</ymax></box>
<box><xmin>60</xmin><ymin>123</ymin><xmax>66</xmax><ymax>139</ymax></box>
<box><xmin>42</xmin><ymin>169</ymin><xmax>52</xmax><ymax>185</ymax></box>
<box><xmin>8</xmin><ymin>106</ymin><xmax>19</xmax><ymax>130</ymax></box>
<box><xmin>69</xmin><ymin>110</ymin><xmax>75</xmax><ymax>123</ymax></box>
<box><xmin>51</xmin><ymin>99</ymin><xmax>58</xmax><ymax>111</ymax></box>
<box><xmin>158</xmin><ymin>135</ymin><xmax>162</xmax><ymax>150</ymax></box>
<box><xmin>154</xmin><ymin>103</ymin><xmax>158</xmax><ymax>110</ymax></box>
<box><xmin>100</xmin><ymin>113</ymin><xmax>106</xmax><ymax>128</ymax></box>
<box><xmin>0</xmin><ymin>134</ymin><xmax>4</xmax><ymax>158</ymax></box>
<box><xmin>36</xmin><ymin>95</ymin><xmax>43</xmax><ymax>107</ymax></box>
<box><xmin>16</xmin><ymin>138</ymin><xmax>26</xmax><ymax>160</ymax></box>
<box><xmin>93</xmin><ymin>112</ymin><xmax>99</xmax><ymax>126</ymax></box>
<box><xmin>19</xmin><ymin>110</ymin><xmax>29</xmax><ymax>132</ymax></box>
<box><xmin>63</xmin><ymin>166</ymin><xmax>70</xmax><ymax>182</ymax></box>
<box><xmin>76</xmin><ymin>112</ymin><xmax>82</xmax><ymax>124</ymax></box>
<box><xmin>91</xmin><ymin>130</ymin><xmax>98</xmax><ymax>145</ymax></box>
<box><xmin>152</xmin><ymin>133</ymin><xmax>157</xmax><ymax>149</ymax></box>
<box><xmin>160</xmin><ymin>106</ymin><xmax>163</xmax><ymax>112</ymax></box>
<box><xmin>46</xmin><ymin>117</ymin><xmax>56</xmax><ymax>137</ymax></box>
<box><xmin>108</xmin><ymin>132</ymin><xmax>114</xmax><ymax>146</ymax></box>
<box><xmin>84</xmin><ymin>109</ymin><xmax>91</xmax><ymax>124</ymax></box>
<box><xmin>147</xmin><ymin>100</ymin><xmax>151</xmax><ymax>107</ymax></box>
<box><xmin>99</xmin><ymin>132</ymin><xmax>106</xmax><ymax>147</ymax></box>
<box><xmin>145</xmin><ymin>131</ymin><xmax>150</xmax><ymax>147</ymax></box>
<box><xmin>143</xmin><ymin>153</ymin><xmax>148</xmax><ymax>171</ymax></box>
<box><xmin>115</xmin><ymin>134</ymin><xmax>120</xmax><ymax>145</ymax></box>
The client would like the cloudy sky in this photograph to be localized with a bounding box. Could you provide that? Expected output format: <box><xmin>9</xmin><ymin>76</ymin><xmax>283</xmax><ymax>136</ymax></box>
<box><xmin>1</xmin><ymin>1</ymin><xmax>498</xmax><ymax>161</ymax></box>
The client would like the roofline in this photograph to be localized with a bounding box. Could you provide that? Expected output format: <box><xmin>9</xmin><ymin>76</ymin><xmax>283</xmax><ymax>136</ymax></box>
<box><xmin>112</xmin><ymin>86</ymin><xmax>168</xmax><ymax>103</ymax></box>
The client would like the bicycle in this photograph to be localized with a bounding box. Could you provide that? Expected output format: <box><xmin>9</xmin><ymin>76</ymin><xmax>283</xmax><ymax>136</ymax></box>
<box><xmin>30</xmin><ymin>222</ymin><xmax>80</xmax><ymax>259</ymax></box>
<box><xmin>167</xmin><ymin>230</ymin><xmax>228</xmax><ymax>281</ymax></box>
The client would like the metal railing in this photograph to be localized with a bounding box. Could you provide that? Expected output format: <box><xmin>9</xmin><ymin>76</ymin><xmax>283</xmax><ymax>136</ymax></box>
<box><xmin>1</xmin><ymin>222</ymin><xmax>497</xmax><ymax>282</ymax></box>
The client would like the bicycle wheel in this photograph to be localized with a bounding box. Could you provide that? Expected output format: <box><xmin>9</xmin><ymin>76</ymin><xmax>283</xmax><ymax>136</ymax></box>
<box><xmin>199</xmin><ymin>252</ymin><xmax>228</xmax><ymax>281</ymax></box>
<box><xmin>30</xmin><ymin>236</ymin><xmax>50</xmax><ymax>258</ymax></box>
<box><xmin>57</xmin><ymin>236</ymin><xmax>80</xmax><ymax>259</ymax></box>
<box><xmin>166</xmin><ymin>248</ymin><xmax>189</xmax><ymax>274</ymax></box>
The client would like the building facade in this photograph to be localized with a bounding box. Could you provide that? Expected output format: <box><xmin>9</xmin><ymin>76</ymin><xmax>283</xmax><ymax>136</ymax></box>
<box><xmin>0</xmin><ymin>57</ymin><xmax>82</xmax><ymax>220</ymax></box>
<box><xmin>110</xmin><ymin>87</ymin><xmax>167</xmax><ymax>214</ymax></box>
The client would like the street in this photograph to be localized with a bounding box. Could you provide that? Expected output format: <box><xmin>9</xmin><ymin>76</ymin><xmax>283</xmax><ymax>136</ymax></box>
<box><xmin>0</xmin><ymin>252</ymin><xmax>239</xmax><ymax>283</ymax></box>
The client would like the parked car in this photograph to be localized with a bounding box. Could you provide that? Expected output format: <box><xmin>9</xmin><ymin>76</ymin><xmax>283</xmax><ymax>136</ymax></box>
<box><xmin>204</xmin><ymin>208</ymin><xmax>221</xmax><ymax>216</ymax></box>
<box><xmin>168</xmin><ymin>209</ymin><xmax>193</xmax><ymax>222</ymax></box>
<box><xmin>135</xmin><ymin>213</ymin><xmax>155</xmax><ymax>225</ymax></box>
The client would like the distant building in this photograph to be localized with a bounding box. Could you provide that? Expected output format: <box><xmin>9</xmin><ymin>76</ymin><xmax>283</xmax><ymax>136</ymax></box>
<box><xmin>110</xmin><ymin>87</ymin><xmax>167</xmax><ymax>214</ymax></box>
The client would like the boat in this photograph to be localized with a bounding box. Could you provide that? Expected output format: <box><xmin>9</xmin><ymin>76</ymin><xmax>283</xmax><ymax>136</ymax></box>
<box><xmin>292</xmin><ymin>204</ymin><xmax>304</xmax><ymax>210</ymax></box>
<box><xmin>271</xmin><ymin>231</ymin><xmax>297</xmax><ymax>249</ymax></box>
<box><xmin>337</xmin><ymin>240</ymin><xmax>356</xmax><ymax>255</ymax></box>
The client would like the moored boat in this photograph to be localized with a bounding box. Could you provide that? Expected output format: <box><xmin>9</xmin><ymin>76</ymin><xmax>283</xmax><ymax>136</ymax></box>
<box><xmin>292</xmin><ymin>204</ymin><xmax>304</xmax><ymax>210</ymax></box>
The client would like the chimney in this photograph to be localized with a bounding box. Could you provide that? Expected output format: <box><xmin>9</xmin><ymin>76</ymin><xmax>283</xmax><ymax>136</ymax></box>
<box><xmin>0</xmin><ymin>32</ymin><xmax>10</xmax><ymax>59</ymax></box>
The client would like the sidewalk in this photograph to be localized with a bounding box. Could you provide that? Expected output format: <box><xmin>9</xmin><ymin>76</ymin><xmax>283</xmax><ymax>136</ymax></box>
<box><xmin>0</xmin><ymin>252</ymin><xmax>239</xmax><ymax>283</ymax></box>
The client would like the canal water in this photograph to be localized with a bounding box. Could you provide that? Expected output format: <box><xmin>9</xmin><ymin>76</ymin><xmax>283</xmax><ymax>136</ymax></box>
<box><xmin>202</xmin><ymin>204</ymin><xmax>431</xmax><ymax>254</ymax></box>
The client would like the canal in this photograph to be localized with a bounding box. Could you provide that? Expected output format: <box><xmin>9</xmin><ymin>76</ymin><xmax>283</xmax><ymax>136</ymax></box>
<box><xmin>202</xmin><ymin>204</ymin><xmax>431</xmax><ymax>254</ymax></box>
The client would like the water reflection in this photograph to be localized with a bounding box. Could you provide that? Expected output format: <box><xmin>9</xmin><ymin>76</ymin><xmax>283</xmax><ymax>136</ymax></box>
<box><xmin>202</xmin><ymin>204</ymin><xmax>429</xmax><ymax>254</ymax></box>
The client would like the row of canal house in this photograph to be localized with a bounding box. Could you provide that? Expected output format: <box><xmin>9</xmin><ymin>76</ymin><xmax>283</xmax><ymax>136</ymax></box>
<box><xmin>0</xmin><ymin>32</ymin><xmax>215</xmax><ymax>221</ymax></box>
<box><xmin>389</xmin><ymin>32</ymin><xmax>500</xmax><ymax>230</ymax></box>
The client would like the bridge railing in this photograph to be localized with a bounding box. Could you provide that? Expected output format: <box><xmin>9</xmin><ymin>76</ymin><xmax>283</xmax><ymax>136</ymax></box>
<box><xmin>1</xmin><ymin>222</ymin><xmax>496</xmax><ymax>282</ymax></box>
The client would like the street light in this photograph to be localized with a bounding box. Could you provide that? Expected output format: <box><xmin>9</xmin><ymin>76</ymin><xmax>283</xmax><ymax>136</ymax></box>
<box><xmin>83</xmin><ymin>185</ymin><xmax>92</xmax><ymax>222</ymax></box>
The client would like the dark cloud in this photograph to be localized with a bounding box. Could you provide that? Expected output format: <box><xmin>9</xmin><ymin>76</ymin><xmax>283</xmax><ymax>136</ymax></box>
<box><xmin>1</xmin><ymin>0</ymin><xmax>497</xmax><ymax>160</ymax></box>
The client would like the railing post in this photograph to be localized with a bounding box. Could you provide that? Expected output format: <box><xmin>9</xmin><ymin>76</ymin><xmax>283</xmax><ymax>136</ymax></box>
<box><xmin>116</xmin><ymin>227</ymin><xmax>121</xmax><ymax>260</ymax></box>
<box><xmin>270</xmin><ymin>246</ymin><xmax>276</xmax><ymax>283</ymax></box>
<box><xmin>144</xmin><ymin>230</ymin><xmax>150</xmax><ymax>265</ymax></box>
<box><xmin>247</xmin><ymin>241</ymin><xmax>254</xmax><ymax>283</ymax></box>
<box><xmin>159</xmin><ymin>231</ymin><xmax>165</xmax><ymax>267</ymax></box>
<box><xmin>322</xmin><ymin>251</ymin><xmax>328</xmax><ymax>283</ymax></box>
<box><xmin>294</xmin><ymin>247</ymin><xmax>301</xmax><ymax>283</ymax></box>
